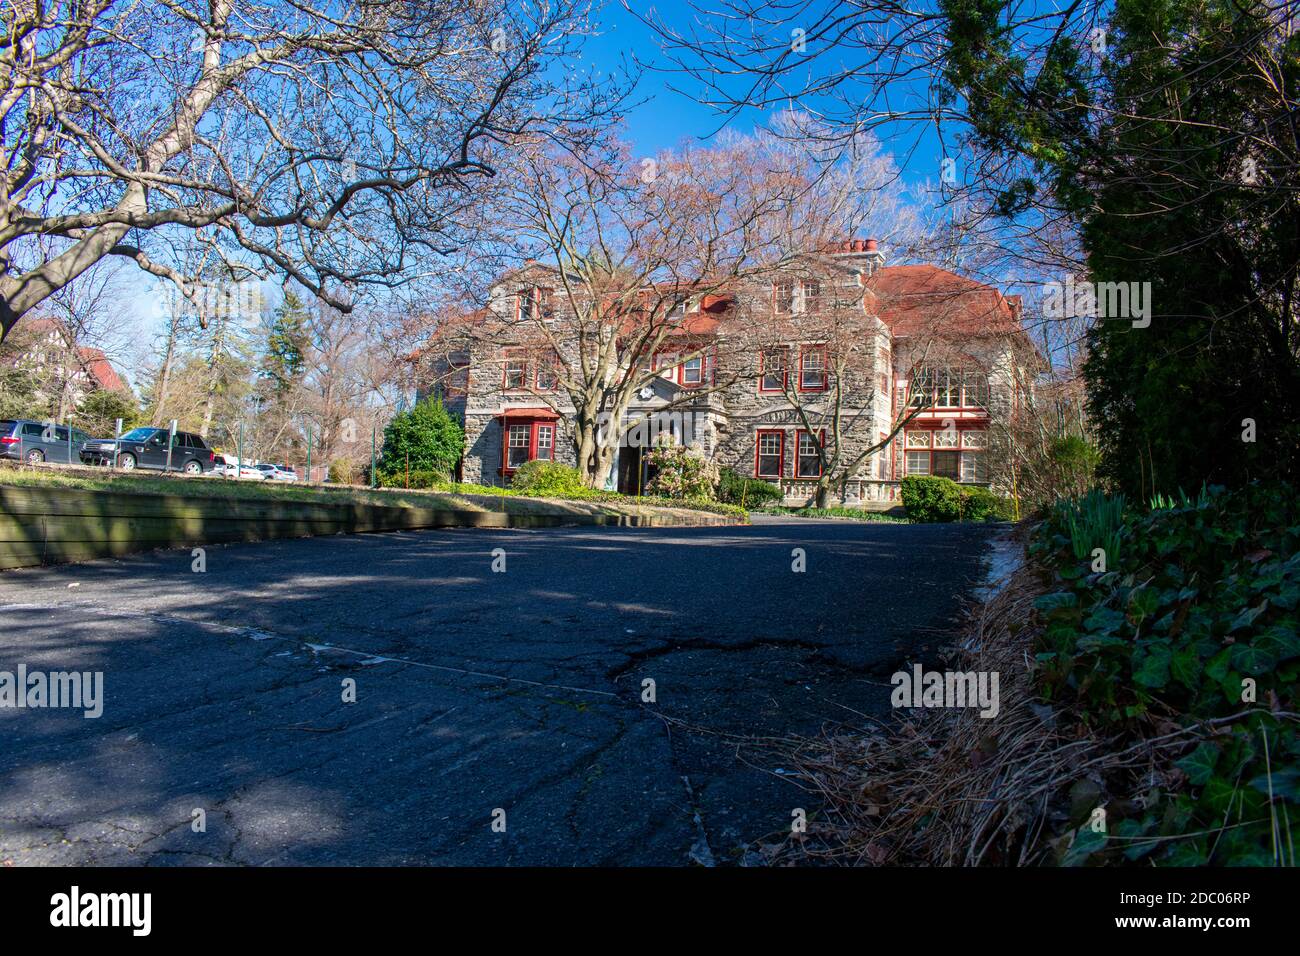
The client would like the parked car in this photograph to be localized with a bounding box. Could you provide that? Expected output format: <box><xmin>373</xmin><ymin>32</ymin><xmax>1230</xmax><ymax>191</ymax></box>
<box><xmin>81</xmin><ymin>427</ymin><xmax>218</xmax><ymax>474</ymax></box>
<box><xmin>254</xmin><ymin>463</ymin><xmax>298</xmax><ymax>482</ymax></box>
<box><xmin>213</xmin><ymin>455</ymin><xmax>268</xmax><ymax>479</ymax></box>
<box><xmin>1</xmin><ymin>419</ymin><xmax>93</xmax><ymax>465</ymax></box>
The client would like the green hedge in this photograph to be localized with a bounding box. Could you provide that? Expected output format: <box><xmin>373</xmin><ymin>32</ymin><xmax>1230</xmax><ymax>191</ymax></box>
<box><xmin>716</xmin><ymin>467</ymin><xmax>784</xmax><ymax>507</ymax></box>
<box><xmin>901</xmin><ymin>475</ymin><xmax>1014</xmax><ymax>522</ymax></box>
<box><xmin>901</xmin><ymin>475</ymin><xmax>962</xmax><ymax>521</ymax></box>
<box><xmin>509</xmin><ymin>460</ymin><xmax>589</xmax><ymax>496</ymax></box>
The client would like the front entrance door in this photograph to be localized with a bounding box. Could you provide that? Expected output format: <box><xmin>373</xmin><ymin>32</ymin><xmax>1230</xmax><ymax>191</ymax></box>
<box><xmin>616</xmin><ymin>445</ymin><xmax>644</xmax><ymax>494</ymax></box>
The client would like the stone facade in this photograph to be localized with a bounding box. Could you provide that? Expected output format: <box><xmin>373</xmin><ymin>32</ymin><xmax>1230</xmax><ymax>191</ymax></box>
<box><xmin>423</xmin><ymin>242</ymin><xmax>1035</xmax><ymax>506</ymax></box>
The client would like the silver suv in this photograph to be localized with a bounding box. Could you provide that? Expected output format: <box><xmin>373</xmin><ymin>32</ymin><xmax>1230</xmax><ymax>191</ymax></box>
<box><xmin>0</xmin><ymin>419</ymin><xmax>93</xmax><ymax>464</ymax></box>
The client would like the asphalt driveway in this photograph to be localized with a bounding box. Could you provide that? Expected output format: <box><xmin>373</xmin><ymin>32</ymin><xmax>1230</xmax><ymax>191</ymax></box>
<box><xmin>0</xmin><ymin>516</ymin><xmax>996</xmax><ymax>865</ymax></box>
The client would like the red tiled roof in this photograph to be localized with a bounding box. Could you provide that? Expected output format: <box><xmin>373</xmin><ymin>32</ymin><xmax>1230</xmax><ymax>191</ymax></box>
<box><xmin>864</xmin><ymin>265</ymin><xmax>1021</xmax><ymax>337</ymax></box>
<box><xmin>77</xmin><ymin>347</ymin><xmax>124</xmax><ymax>391</ymax></box>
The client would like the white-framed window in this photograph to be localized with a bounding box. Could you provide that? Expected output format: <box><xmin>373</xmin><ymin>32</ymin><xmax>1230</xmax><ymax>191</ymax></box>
<box><xmin>905</xmin><ymin>430</ymin><xmax>931</xmax><ymax>448</ymax></box>
<box><xmin>681</xmin><ymin>355</ymin><xmax>703</xmax><ymax>386</ymax></box>
<box><xmin>760</xmin><ymin>348</ymin><xmax>788</xmax><ymax>391</ymax></box>
<box><xmin>905</xmin><ymin>450</ymin><xmax>930</xmax><ymax>475</ymax></box>
<box><xmin>756</xmin><ymin>430</ymin><xmax>784</xmax><ymax>479</ymax></box>
<box><xmin>799</xmin><ymin>346</ymin><xmax>827</xmax><ymax>391</ymax></box>
<box><xmin>795</xmin><ymin>430</ymin><xmax>823</xmax><ymax>478</ymax></box>
<box><xmin>961</xmin><ymin>451</ymin><xmax>988</xmax><ymax>482</ymax></box>
<box><xmin>773</xmin><ymin>281</ymin><xmax>795</xmax><ymax>314</ymax></box>
<box><xmin>800</xmin><ymin>281</ymin><xmax>822</xmax><ymax>314</ymax></box>
<box><xmin>503</xmin><ymin>352</ymin><xmax>527</xmax><ymax>390</ymax></box>
<box><xmin>536</xmin><ymin>424</ymin><xmax>554</xmax><ymax>461</ymax></box>
<box><xmin>961</xmin><ymin>429</ymin><xmax>988</xmax><ymax>449</ymax></box>
<box><xmin>933</xmin><ymin>428</ymin><xmax>959</xmax><ymax>448</ymax></box>
<box><xmin>507</xmin><ymin>424</ymin><xmax>531</xmax><ymax>468</ymax></box>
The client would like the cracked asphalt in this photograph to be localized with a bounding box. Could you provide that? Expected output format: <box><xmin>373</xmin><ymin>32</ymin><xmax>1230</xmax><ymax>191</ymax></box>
<box><xmin>0</xmin><ymin>515</ymin><xmax>995</xmax><ymax>866</ymax></box>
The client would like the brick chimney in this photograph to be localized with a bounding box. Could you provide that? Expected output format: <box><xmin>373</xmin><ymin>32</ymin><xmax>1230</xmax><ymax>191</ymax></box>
<box><xmin>825</xmin><ymin>236</ymin><xmax>885</xmax><ymax>276</ymax></box>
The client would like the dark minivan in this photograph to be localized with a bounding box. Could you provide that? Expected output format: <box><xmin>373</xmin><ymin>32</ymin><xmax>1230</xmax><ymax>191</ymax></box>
<box><xmin>0</xmin><ymin>419</ymin><xmax>93</xmax><ymax>464</ymax></box>
<box><xmin>80</xmin><ymin>427</ymin><xmax>217</xmax><ymax>474</ymax></box>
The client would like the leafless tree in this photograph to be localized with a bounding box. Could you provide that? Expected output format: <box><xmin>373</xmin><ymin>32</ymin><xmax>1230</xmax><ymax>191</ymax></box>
<box><xmin>1</xmin><ymin>0</ymin><xmax>622</xmax><ymax>338</ymax></box>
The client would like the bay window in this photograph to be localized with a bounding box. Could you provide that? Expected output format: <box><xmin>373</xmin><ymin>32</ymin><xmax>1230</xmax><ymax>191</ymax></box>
<box><xmin>902</xmin><ymin>428</ymin><xmax>990</xmax><ymax>482</ymax></box>
<box><xmin>501</xmin><ymin>417</ymin><xmax>558</xmax><ymax>474</ymax></box>
<box><xmin>909</xmin><ymin>367</ymin><xmax>991</xmax><ymax>408</ymax></box>
<box><xmin>506</xmin><ymin>424</ymin><xmax>531</xmax><ymax>468</ymax></box>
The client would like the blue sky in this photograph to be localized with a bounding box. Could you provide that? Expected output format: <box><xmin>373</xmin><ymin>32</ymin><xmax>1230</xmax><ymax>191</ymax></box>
<box><xmin>122</xmin><ymin>0</ymin><xmax>956</xmax><ymax>365</ymax></box>
<box><xmin>582</xmin><ymin>1</ymin><xmax>947</xmax><ymax>176</ymax></box>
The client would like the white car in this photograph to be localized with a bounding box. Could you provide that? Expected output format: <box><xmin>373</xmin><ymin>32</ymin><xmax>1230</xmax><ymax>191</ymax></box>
<box><xmin>255</xmin><ymin>463</ymin><xmax>298</xmax><ymax>482</ymax></box>
<box><xmin>215</xmin><ymin>456</ymin><xmax>267</xmax><ymax>479</ymax></box>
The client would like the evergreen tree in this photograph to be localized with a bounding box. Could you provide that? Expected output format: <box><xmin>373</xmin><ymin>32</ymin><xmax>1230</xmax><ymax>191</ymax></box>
<box><xmin>375</xmin><ymin>397</ymin><xmax>464</xmax><ymax>481</ymax></box>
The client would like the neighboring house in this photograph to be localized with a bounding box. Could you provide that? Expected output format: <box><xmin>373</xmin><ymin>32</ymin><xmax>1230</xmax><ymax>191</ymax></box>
<box><xmin>419</xmin><ymin>239</ymin><xmax>1039</xmax><ymax>507</ymax></box>
<box><xmin>0</xmin><ymin>316</ymin><xmax>129</xmax><ymax>417</ymax></box>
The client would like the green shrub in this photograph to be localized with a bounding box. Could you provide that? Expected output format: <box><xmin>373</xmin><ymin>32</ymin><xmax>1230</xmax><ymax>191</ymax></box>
<box><xmin>510</xmin><ymin>460</ymin><xmax>589</xmax><ymax>496</ymax></box>
<box><xmin>1030</xmin><ymin>482</ymin><xmax>1300</xmax><ymax>865</ymax></box>
<box><xmin>328</xmin><ymin>459</ymin><xmax>358</xmax><ymax>485</ymax></box>
<box><xmin>375</xmin><ymin>397</ymin><xmax>462</xmax><ymax>483</ymax></box>
<box><xmin>717</xmin><ymin>467</ymin><xmax>783</xmax><ymax>507</ymax></box>
<box><xmin>645</xmin><ymin>441</ymin><xmax>719</xmax><ymax>500</ymax></box>
<box><xmin>376</xmin><ymin>468</ymin><xmax>444</xmax><ymax>490</ymax></box>
<box><xmin>900</xmin><ymin>475</ymin><xmax>963</xmax><ymax>522</ymax></box>
<box><xmin>959</xmin><ymin>485</ymin><xmax>1016</xmax><ymax>522</ymax></box>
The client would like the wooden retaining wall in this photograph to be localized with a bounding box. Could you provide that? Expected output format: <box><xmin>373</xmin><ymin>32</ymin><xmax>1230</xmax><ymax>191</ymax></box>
<box><xmin>0</xmin><ymin>485</ymin><xmax>735</xmax><ymax>571</ymax></box>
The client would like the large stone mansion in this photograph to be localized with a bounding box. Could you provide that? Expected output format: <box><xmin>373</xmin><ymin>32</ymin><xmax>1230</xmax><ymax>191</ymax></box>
<box><xmin>420</xmin><ymin>239</ymin><xmax>1039</xmax><ymax>507</ymax></box>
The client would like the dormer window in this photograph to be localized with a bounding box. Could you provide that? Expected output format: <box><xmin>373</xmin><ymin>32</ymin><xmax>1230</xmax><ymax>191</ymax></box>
<box><xmin>516</xmin><ymin>286</ymin><xmax>554</xmax><ymax>321</ymax></box>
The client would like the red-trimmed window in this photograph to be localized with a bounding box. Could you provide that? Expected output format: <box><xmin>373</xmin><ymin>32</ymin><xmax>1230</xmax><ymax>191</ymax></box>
<box><xmin>516</xmin><ymin>286</ymin><xmax>554</xmax><ymax>321</ymax></box>
<box><xmin>801</xmin><ymin>281</ymin><xmax>822</xmax><ymax>314</ymax></box>
<box><xmin>773</xmin><ymin>281</ymin><xmax>795</xmax><ymax>314</ymax></box>
<box><xmin>502</xmin><ymin>350</ymin><xmax>527</xmax><ymax>390</ymax></box>
<box><xmin>681</xmin><ymin>355</ymin><xmax>703</xmax><ymax>387</ymax></box>
<box><xmin>535</xmin><ymin>356</ymin><xmax>559</xmax><ymax>391</ymax></box>
<box><xmin>759</xmin><ymin>348</ymin><xmax>788</xmax><ymax>392</ymax></box>
<box><xmin>535</xmin><ymin>423</ymin><xmax>554</xmax><ymax>461</ymax></box>
<box><xmin>755</xmin><ymin>429</ymin><xmax>784</xmax><ymax>479</ymax></box>
<box><xmin>654</xmin><ymin>351</ymin><xmax>679</xmax><ymax>380</ymax></box>
<box><xmin>503</xmin><ymin>420</ymin><xmax>556</xmax><ymax>473</ymax></box>
<box><xmin>795</xmin><ymin>429</ymin><xmax>824</xmax><ymax>478</ymax></box>
<box><xmin>799</xmin><ymin>346</ymin><xmax>828</xmax><ymax>391</ymax></box>
<box><xmin>506</xmin><ymin>423</ymin><xmax>531</xmax><ymax>468</ymax></box>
